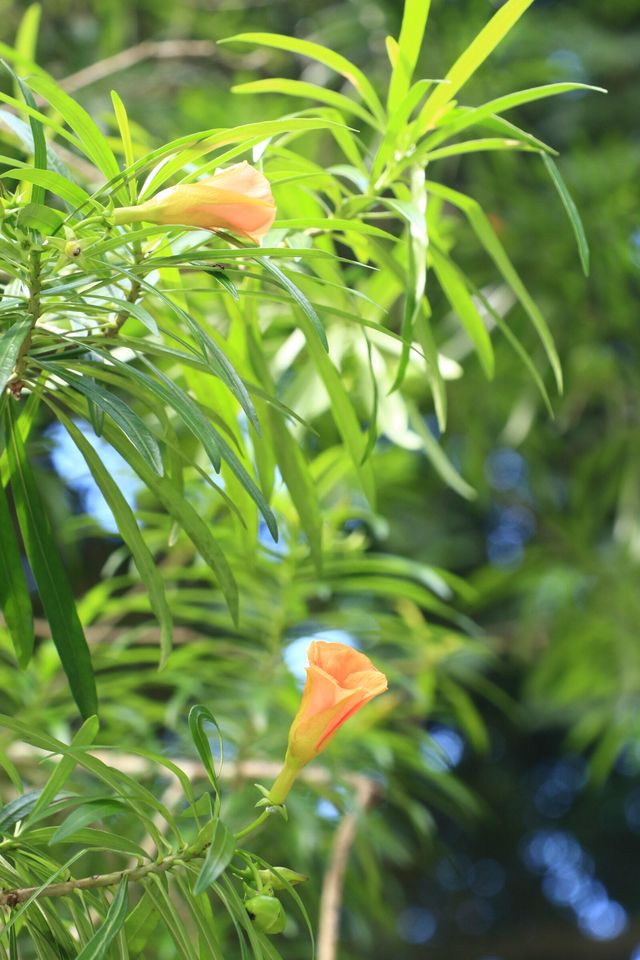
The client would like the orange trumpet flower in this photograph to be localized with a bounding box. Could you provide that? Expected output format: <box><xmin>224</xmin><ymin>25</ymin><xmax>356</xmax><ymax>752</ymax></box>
<box><xmin>112</xmin><ymin>162</ymin><xmax>276</xmax><ymax>244</ymax></box>
<box><xmin>269</xmin><ymin>640</ymin><xmax>388</xmax><ymax>804</ymax></box>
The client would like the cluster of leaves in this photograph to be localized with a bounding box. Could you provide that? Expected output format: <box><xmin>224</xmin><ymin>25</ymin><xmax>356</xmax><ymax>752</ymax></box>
<box><xmin>0</xmin><ymin>707</ymin><xmax>313</xmax><ymax>959</ymax></box>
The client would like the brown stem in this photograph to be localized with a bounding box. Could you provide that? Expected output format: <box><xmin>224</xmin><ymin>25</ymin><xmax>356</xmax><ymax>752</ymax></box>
<box><xmin>317</xmin><ymin>778</ymin><xmax>379</xmax><ymax>960</ymax></box>
<box><xmin>0</xmin><ymin>841</ymin><xmax>203</xmax><ymax>908</ymax></box>
<box><xmin>47</xmin><ymin>40</ymin><xmax>268</xmax><ymax>96</ymax></box>
<box><xmin>104</xmin><ymin>277</ymin><xmax>141</xmax><ymax>337</ymax></box>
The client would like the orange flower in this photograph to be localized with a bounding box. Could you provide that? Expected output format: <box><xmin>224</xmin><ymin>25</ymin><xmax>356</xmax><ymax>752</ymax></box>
<box><xmin>112</xmin><ymin>162</ymin><xmax>276</xmax><ymax>244</ymax></box>
<box><xmin>269</xmin><ymin>640</ymin><xmax>388</xmax><ymax>804</ymax></box>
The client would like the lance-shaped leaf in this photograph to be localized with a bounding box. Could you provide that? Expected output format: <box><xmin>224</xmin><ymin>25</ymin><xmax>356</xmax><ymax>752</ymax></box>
<box><xmin>57</xmin><ymin>409</ymin><xmax>173</xmax><ymax>665</ymax></box>
<box><xmin>194</xmin><ymin>820</ymin><xmax>236</xmax><ymax>896</ymax></box>
<box><xmin>76</xmin><ymin>878</ymin><xmax>129</xmax><ymax>960</ymax></box>
<box><xmin>5</xmin><ymin>407</ymin><xmax>97</xmax><ymax>718</ymax></box>
<box><xmin>0</xmin><ymin>470</ymin><xmax>33</xmax><ymax>667</ymax></box>
<box><xmin>0</xmin><ymin>318</ymin><xmax>32</xmax><ymax>395</ymax></box>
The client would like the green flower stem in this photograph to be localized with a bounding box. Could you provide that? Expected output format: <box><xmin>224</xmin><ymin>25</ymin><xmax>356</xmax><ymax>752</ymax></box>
<box><xmin>234</xmin><ymin>809</ymin><xmax>271</xmax><ymax>841</ymax></box>
<box><xmin>112</xmin><ymin>206</ymin><xmax>148</xmax><ymax>226</ymax></box>
<box><xmin>268</xmin><ymin>756</ymin><xmax>304</xmax><ymax>806</ymax></box>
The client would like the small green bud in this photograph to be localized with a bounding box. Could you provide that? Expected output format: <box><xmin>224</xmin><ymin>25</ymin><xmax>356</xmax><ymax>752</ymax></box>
<box><xmin>64</xmin><ymin>239</ymin><xmax>84</xmax><ymax>258</ymax></box>
<box><xmin>258</xmin><ymin>867</ymin><xmax>307</xmax><ymax>890</ymax></box>
<box><xmin>244</xmin><ymin>895</ymin><xmax>286</xmax><ymax>935</ymax></box>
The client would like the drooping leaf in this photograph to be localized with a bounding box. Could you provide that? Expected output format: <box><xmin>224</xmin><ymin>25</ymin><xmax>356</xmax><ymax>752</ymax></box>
<box><xmin>0</xmin><ymin>320</ymin><xmax>32</xmax><ymax>405</ymax></box>
<box><xmin>426</xmin><ymin>180</ymin><xmax>563</xmax><ymax>391</ymax></box>
<box><xmin>194</xmin><ymin>820</ymin><xmax>236</xmax><ymax>896</ymax></box>
<box><xmin>51</xmin><ymin>799</ymin><xmax>130</xmax><ymax>844</ymax></box>
<box><xmin>188</xmin><ymin>704</ymin><xmax>223</xmax><ymax>803</ymax></box>
<box><xmin>431</xmin><ymin>245</ymin><xmax>494</xmax><ymax>378</ymax></box>
<box><xmin>39</xmin><ymin>361</ymin><xmax>164</xmax><ymax>475</ymax></box>
<box><xmin>5</xmin><ymin>406</ymin><xmax>97</xmax><ymax>717</ymax></box>
<box><xmin>26</xmin><ymin>715</ymin><xmax>99</xmax><ymax>827</ymax></box>
<box><xmin>75</xmin><ymin>878</ymin><xmax>129</xmax><ymax>960</ymax></box>
<box><xmin>57</xmin><ymin>409</ymin><xmax>173</xmax><ymax>665</ymax></box>
<box><xmin>542</xmin><ymin>153</ymin><xmax>590</xmax><ymax>276</ymax></box>
<box><xmin>0</xmin><ymin>454</ymin><xmax>34</xmax><ymax>668</ymax></box>
<box><xmin>221</xmin><ymin>33</ymin><xmax>385</xmax><ymax>125</ymax></box>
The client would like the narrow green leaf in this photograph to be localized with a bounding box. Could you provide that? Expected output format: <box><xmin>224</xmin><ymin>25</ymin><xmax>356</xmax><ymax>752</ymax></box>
<box><xmin>390</xmin><ymin>166</ymin><xmax>427</xmax><ymax>392</ymax></box>
<box><xmin>247</xmin><ymin>329</ymin><xmax>323</xmax><ymax>569</ymax></box>
<box><xmin>221</xmin><ymin>32</ymin><xmax>385</xmax><ymax>125</ymax></box>
<box><xmin>0</xmin><ymin>108</ymin><xmax>76</xmax><ymax>179</ymax></box>
<box><xmin>373</xmin><ymin>79</ymin><xmax>433</xmax><ymax>181</ymax></box>
<box><xmin>259</xmin><ymin>257</ymin><xmax>328</xmax><ymax>350</ymax></box>
<box><xmin>60</xmin><ymin>392</ymin><xmax>239</xmax><ymax>622</ymax></box>
<box><xmin>47</xmin><ymin>826</ymin><xmax>149</xmax><ymax>859</ymax></box>
<box><xmin>39</xmin><ymin>361</ymin><xmax>164</xmax><ymax>475</ymax></box>
<box><xmin>144</xmin><ymin>876</ymin><xmax>198</xmax><ymax>960</ymax></box>
<box><xmin>135</xmin><ymin>118</ymin><xmax>350</xmax><ymax>199</ymax></box>
<box><xmin>542</xmin><ymin>154</ymin><xmax>589</xmax><ymax>276</ymax></box>
<box><xmin>194</xmin><ymin>820</ymin><xmax>236</xmax><ymax>896</ymax></box>
<box><xmin>0</xmin><ymin>318</ymin><xmax>31</xmax><ymax>399</ymax></box>
<box><xmin>431</xmin><ymin>246</ymin><xmax>494</xmax><ymax>378</ymax></box>
<box><xmin>387</xmin><ymin>0</ymin><xmax>432</xmax><ymax>113</ymax></box>
<box><xmin>59</xmin><ymin>411</ymin><xmax>173</xmax><ymax>665</ymax></box>
<box><xmin>27</xmin><ymin>71</ymin><xmax>122</xmax><ymax>186</ymax></box>
<box><xmin>76</xmin><ymin>878</ymin><xmax>128</xmax><ymax>960</ymax></box>
<box><xmin>15</xmin><ymin>5</ymin><xmax>41</xmax><ymax>63</ymax></box>
<box><xmin>0</xmin><ymin>789</ymin><xmax>48</xmax><ymax>833</ymax></box>
<box><xmin>0</xmin><ymin>167</ymin><xmax>94</xmax><ymax>209</ymax></box>
<box><xmin>5</xmin><ymin>407</ymin><xmax>97</xmax><ymax>717</ymax></box>
<box><xmin>0</xmin><ymin>91</ymin><xmax>82</xmax><ymax>149</ymax></box>
<box><xmin>96</xmin><ymin>260</ymin><xmax>260</xmax><ymax>432</ymax></box>
<box><xmin>295</xmin><ymin>311</ymin><xmax>375</xmax><ymax>506</ymax></box>
<box><xmin>4</xmin><ymin>62</ymin><xmax>48</xmax><ymax>206</ymax></box>
<box><xmin>51</xmin><ymin>799</ymin><xmax>129</xmax><ymax>844</ymax></box>
<box><xmin>415</xmin><ymin>305</ymin><xmax>447</xmax><ymax>430</ymax></box>
<box><xmin>426</xmin><ymin>180</ymin><xmax>562</xmax><ymax>391</ymax></box>
<box><xmin>16</xmin><ymin>201</ymin><xmax>63</xmax><ymax>234</ymax></box>
<box><xmin>0</xmin><ymin>464</ymin><xmax>34</xmax><ymax>669</ymax></box>
<box><xmin>423</xmin><ymin>83</ymin><xmax>605</xmax><ymax>152</ymax></box>
<box><xmin>465</xmin><ymin>275</ymin><xmax>553</xmax><ymax>416</ymax></box>
<box><xmin>0</xmin><ymin>751</ymin><xmax>22</xmax><ymax>792</ymax></box>
<box><xmin>111</xmin><ymin>89</ymin><xmax>136</xmax><ymax>200</ymax></box>
<box><xmin>188</xmin><ymin>704</ymin><xmax>223</xmax><ymax>800</ymax></box>
<box><xmin>26</xmin><ymin>716</ymin><xmax>99</xmax><ymax>826</ymax></box>
<box><xmin>87</xmin><ymin>353</ymin><xmax>277</xmax><ymax>540</ymax></box>
<box><xmin>417</xmin><ymin>0</ymin><xmax>535</xmax><ymax>133</ymax></box>
<box><xmin>232</xmin><ymin>78</ymin><xmax>376</xmax><ymax>127</ymax></box>
<box><xmin>273</xmin><ymin>218</ymin><xmax>394</xmax><ymax>241</ymax></box>
<box><xmin>424</xmin><ymin>136</ymin><xmax>537</xmax><ymax>162</ymax></box>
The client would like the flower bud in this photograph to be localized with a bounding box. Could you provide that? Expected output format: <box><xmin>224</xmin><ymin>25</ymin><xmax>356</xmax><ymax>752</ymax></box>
<box><xmin>244</xmin><ymin>895</ymin><xmax>286</xmax><ymax>934</ymax></box>
<box><xmin>112</xmin><ymin>162</ymin><xmax>276</xmax><ymax>244</ymax></box>
<box><xmin>258</xmin><ymin>867</ymin><xmax>307</xmax><ymax>890</ymax></box>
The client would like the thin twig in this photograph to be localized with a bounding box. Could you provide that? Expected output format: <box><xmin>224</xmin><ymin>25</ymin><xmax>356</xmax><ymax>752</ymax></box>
<box><xmin>317</xmin><ymin>778</ymin><xmax>379</xmax><ymax>960</ymax></box>
<box><xmin>57</xmin><ymin>40</ymin><xmax>216</xmax><ymax>94</ymax></box>
<box><xmin>53</xmin><ymin>40</ymin><xmax>267</xmax><ymax>95</ymax></box>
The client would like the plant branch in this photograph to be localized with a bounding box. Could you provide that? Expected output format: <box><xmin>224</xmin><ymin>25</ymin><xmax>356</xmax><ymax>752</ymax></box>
<box><xmin>0</xmin><ymin>838</ymin><xmax>207</xmax><ymax>908</ymax></box>
<box><xmin>317</xmin><ymin>778</ymin><xmax>380</xmax><ymax>960</ymax></box>
<box><xmin>50</xmin><ymin>40</ymin><xmax>268</xmax><ymax>96</ymax></box>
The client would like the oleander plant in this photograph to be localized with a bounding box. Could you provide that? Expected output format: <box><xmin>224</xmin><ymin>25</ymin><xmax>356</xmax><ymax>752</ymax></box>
<box><xmin>0</xmin><ymin>0</ymin><xmax>612</xmax><ymax>956</ymax></box>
